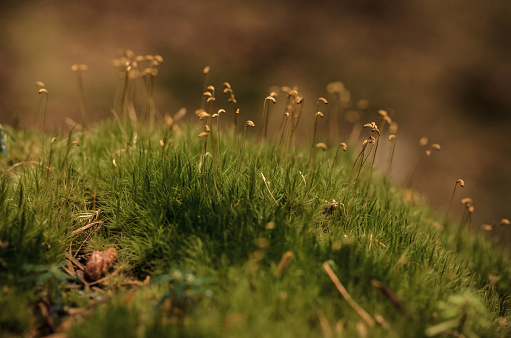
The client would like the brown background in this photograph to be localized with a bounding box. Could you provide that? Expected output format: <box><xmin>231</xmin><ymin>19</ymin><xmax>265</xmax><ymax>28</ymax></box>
<box><xmin>1</xmin><ymin>0</ymin><xmax>510</xmax><ymax>236</ymax></box>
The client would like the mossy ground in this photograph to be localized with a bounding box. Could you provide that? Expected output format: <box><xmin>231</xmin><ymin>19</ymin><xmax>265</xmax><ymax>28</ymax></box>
<box><xmin>1</xmin><ymin>118</ymin><xmax>510</xmax><ymax>337</ymax></box>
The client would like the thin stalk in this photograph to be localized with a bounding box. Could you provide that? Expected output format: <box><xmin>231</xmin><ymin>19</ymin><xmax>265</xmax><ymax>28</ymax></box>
<box><xmin>60</xmin><ymin>141</ymin><xmax>80</xmax><ymax>171</ymax></box>
<box><xmin>339</xmin><ymin>138</ymin><xmax>374</xmax><ymax>206</ymax></box>
<box><xmin>72</xmin><ymin>64</ymin><xmax>88</xmax><ymax>127</ymax></box>
<box><xmin>454</xmin><ymin>211</ymin><xmax>469</xmax><ymax>249</ymax></box>
<box><xmin>412</xmin><ymin>143</ymin><xmax>440</xmax><ymax>191</ymax></box>
<box><xmin>200</xmin><ymin>66</ymin><xmax>210</xmax><ymax>110</ymax></box>
<box><xmin>255</xmin><ymin>96</ymin><xmax>276</xmax><ymax>173</ymax></box>
<box><xmin>208</xmin><ymin>113</ymin><xmax>220</xmax><ymax>200</ymax></box>
<box><xmin>323</xmin><ymin>143</ymin><xmax>347</xmax><ymax>201</ymax></box>
<box><xmin>386</xmin><ymin>135</ymin><xmax>397</xmax><ymax>180</ymax></box>
<box><xmin>406</xmin><ymin>137</ymin><xmax>428</xmax><ymax>186</ymax></box>
<box><xmin>282</xmin><ymin>93</ymin><xmax>295</xmax><ymax>155</ymax></box>
<box><xmin>335</xmin><ymin>144</ymin><xmax>365</xmax><ymax>199</ymax></box>
<box><xmin>454</xmin><ymin>199</ymin><xmax>474</xmax><ymax>249</ymax></box>
<box><xmin>274</xmin><ymin>112</ymin><xmax>290</xmax><ymax>164</ymax></box>
<box><xmin>264</xmin><ymin>92</ymin><xmax>278</xmax><ymax>140</ymax></box>
<box><xmin>308</xmin><ymin>112</ymin><xmax>323</xmax><ymax>168</ymax></box>
<box><xmin>47</xmin><ymin>137</ymin><xmax>57</xmax><ymax>178</ymax></box>
<box><xmin>237</xmin><ymin>121</ymin><xmax>255</xmax><ymax>171</ymax></box>
<box><xmin>215</xmin><ymin>109</ymin><xmax>226</xmax><ymax>172</ymax></box>
<box><xmin>411</xmin><ymin>151</ymin><xmax>430</xmax><ymax>191</ymax></box>
<box><xmin>38</xmin><ymin>89</ymin><xmax>49</xmax><ymax>131</ymax></box>
<box><xmin>443</xmin><ymin>179</ymin><xmax>464</xmax><ymax>226</ymax></box>
<box><xmin>365</xmin><ymin>128</ymin><xmax>381</xmax><ymax>205</ymax></box>
<box><xmin>286</xmin><ymin>95</ymin><xmax>303</xmax><ymax>155</ymax></box>
<box><xmin>34</xmin><ymin>81</ymin><xmax>45</xmax><ymax>128</ymax></box>
<box><xmin>308</xmin><ymin>98</ymin><xmax>328</xmax><ymax>167</ymax></box>
<box><xmin>198</xmin><ymin>130</ymin><xmax>209</xmax><ymax>195</ymax></box>
<box><xmin>345</xmin><ymin>141</ymin><xmax>375</xmax><ymax>210</ymax></box>
<box><xmin>234</xmin><ymin>108</ymin><xmax>239</xmax><ymax>149</ymax></box>
<box><xmin>119</xmin><ymin>63</ymin><xmax>131</xmax><ymax>125</ymax></box>
<box><xmin>307</xmin><ymin>143</ymin><xmax>327</xmax><ymax>196</ymax></box>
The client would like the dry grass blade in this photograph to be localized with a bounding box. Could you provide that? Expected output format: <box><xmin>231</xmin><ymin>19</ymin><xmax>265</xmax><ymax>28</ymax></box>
<box><xmin>275</xmin><ymin>251</ymin><xmax>293</xmax><ymax>277</ymax></box>
<box><xmin>322</xmin><ymin>262</ymin><xmax>375</xmax><ymax>327</ymax></box>
<box><xmin>261</xmin><ymin>172</ymin><xmax>278</xmax><ymax>205</ymax></box>
<box><xmin>65</xmin><ymin>252</ymin><xmax>85</xmax><ymax>271</ymax></box>
<box><xmin>317</xmin><ymin>309</ymin><xmax>333</xmax><ymax>338</ymax></box>
<box><xmin>6</xmin><ymin>161</ymin><xmax>39</xmax><ymax>174</ymax></box>
<box><xmin>70</xmin><ymin>221</ymin><xmax>103</xmax><ymax>236</ymax></box>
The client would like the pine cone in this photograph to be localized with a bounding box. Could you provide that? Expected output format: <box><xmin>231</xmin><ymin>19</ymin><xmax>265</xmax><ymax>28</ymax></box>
<box><xmin>84</xmin><ymin>247</ymin><xmax>117</xmax><ymax>282</ymax></box>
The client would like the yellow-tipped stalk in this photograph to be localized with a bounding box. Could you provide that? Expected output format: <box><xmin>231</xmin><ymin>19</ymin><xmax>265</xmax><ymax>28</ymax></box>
<box><xmin>120</xmin><ymin>62</ymin><xmax>131</xmax><ymax>124</ymax></box>
<box><xmin>264</xmin><ymin>91</ymin><xmax>278</xmax><ymax>140</ymax></box>
<box><xmin>71</xmin><ymin>64</ymin><xmax>88</xmax><ymax>127</ymax></box>
<box><xmin>443</xmin><ymin>179</ymin><xmax>465</xmax><ymax>226</ymax></box>
<box><xmin>222</xmin><ymin>82</ymin><xmax>239</xmax><ymax>146</ymax></box>
<box><xmin>159</xmin><ymin>139</ymin><xmax>165</xmax><ymax>156</ymax></box>
<box><xmin>140</xmin><ymin>57</ymin><xmax>163</xmax><ymax>128</ymax></box>
<box><xmin>307</xmin><ymin>142</ymin><xmax>327</xmax><ymax>195</ymax></box>
<box><xmin>198</xmin><ymin>111</ymin><xmax>211</xmax><ymax>173</ymax></box>
<box><xmin>406</xmin><ymin>136</ymin><xmax>429</xmax><ymax>186</ymax></box>
<box><xmin>237</xmin><ymin>120</ymin><xmax>255</xmax><ymax>171</ymax></box>
<box><xmin>280</xmin><ymin>87</ymin><xmax>294</xmax><ymax>151</ymax></box>
<box><xmin>323</xmin><ymin>142</ymin><xmax>347</xmax><ymax>201</ymax></box>
<box><xmin>111</xmin><ymin>49</ymin><xmax>135</xmax><ymax>126</ymax></box>
<box><xmin>286</xmin><ymin>95</ymin><xmax>304</xmax><ymax>155</ymax></box>
<box><xmin>370</xmin><ymin>110</ymin><xmax>391</xmax><ymax>172</ymax></box>
<box><xmin>496</xmin><ymin>219</ymin><xmax>511</xmax><ymax>269</ymax></box>
<box><xmin>204</xmin><ymin>89</ymin><xmax>220</xmax><ymax>197</ymax></box>
<box><xmin>255</xmin><ymin>96</ymin><xmax>276</xmax><ymax>172</ymax></box>
<box><xmin>363</xmin><ymin>121</ymin><xmax>381</xmax><ymax>187</ymax></box>
<box><xmin>337</xmin><ymin>135</ymin><xmax>375</xmax><ymax>205</ymax></box>
<box><xmin>335</xmin><ymin>140</ymin><xmax>366</xmax><ymax>199</ymax></box>
<box><xmin>308</xmin><ymin>98</ymin><xmax>328</xmax><ymax>167</ymax></box>
<box><xmin>326</xmin><ymin>81</ymin><xmax>347</xmax><ymax>142</ymax></box>
<box><xmin>454</xmin><ymin>197</ymin><xmax>474</xmax><ymax>248</ymax></box>
<box><xmin>411</xmin><ymin>143</ymin><xmax>441</xmax><ymax>191</ymax></box>
<box><xmin>38</xmin><ymin>88</ymin><xmax>49</xmax><ymax>132</ymax></box>
<box><xmin>274</xmin><ymin>111</ymin><xmax>290</xmax><ymax>164</ymax></box>
<box><xmin>347</xmin><ymin>99</ymin><xmax>368</xmax><ymax>145</ymax></box>
<box><xmin>198</xmin><ymin>127</ymin><xmax>209</xmax><ymax>194</ymax></box>
<box><xmin>200</xmin><ymin>66</ymin><xmax>211</xmax><ymax>110</ymax></box>
<box><xmin>348</xmin><ymin>136</ymin><xmax>376</xmax><ymax>212</ymax></box>
<box><xmin>34</xmin><ymin>82</ymin><xmax>45</xmax><ymax>128</ymax></box>
<box><xmin>234</xmin><ymin>108</ymin><xmax>240</xmax><ymax>148</ymax></box>
<box><xmin>38</xmin><ymin>88</ymin><xmax>49</xmax><ymax>147</ymax></box>
<box><xmin>377</xmin><ymin>110</ymin><xmax>390</xmax><ymax>135</ymax></box>
<box><xmin>215</xmin><ymin>109</ymin><xmax>226</xmax><ymax>171</ymax></box>
<box><xmin>386</xmin><ymin>134</ymin><xmax>397</xmax><ymax>180</ymax></box>
<box><xmin>47</xmin><ymin>137</ymin><xmax>57</xmax><ymax>178</ymax></box>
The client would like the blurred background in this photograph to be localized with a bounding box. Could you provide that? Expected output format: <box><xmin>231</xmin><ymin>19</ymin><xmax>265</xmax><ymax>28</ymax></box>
<box><xmin>1</xmin><ymin>0</ymin><xmax>510</xmax><ymax>234</ymax></box>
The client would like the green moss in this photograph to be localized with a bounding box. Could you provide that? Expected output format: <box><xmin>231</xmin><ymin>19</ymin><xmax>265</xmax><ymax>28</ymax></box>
<box><xmin>0</xmin><ymin>117</ymin><xmax>509</xmax><ymax>337</ymax></box>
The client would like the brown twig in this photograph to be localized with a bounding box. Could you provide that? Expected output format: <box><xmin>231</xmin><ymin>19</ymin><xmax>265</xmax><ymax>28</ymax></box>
<box><xmin>88</xmin><ymin>265</ymin><xmax>125</xmax><ymax>286</ymax></box>
<box><xmin>371</xmin><ymin>280</ymin><xmax>413</xmax><ymax>318</ymax></box>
